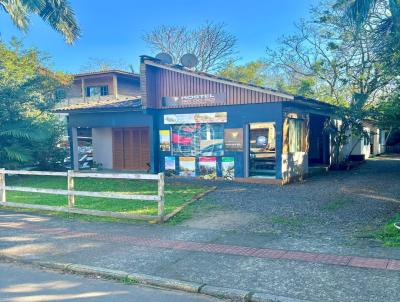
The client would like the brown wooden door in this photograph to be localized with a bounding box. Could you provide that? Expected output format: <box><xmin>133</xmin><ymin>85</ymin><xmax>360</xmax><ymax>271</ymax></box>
<box><xmin>112</xmin><ymin>129</ymin><xmax>124</xmax><ymax>169</ymax></box>
<box><xmin>112</xmin><ymin>127</ymin><xmax>150</xmax><ymax>170</ymax></box>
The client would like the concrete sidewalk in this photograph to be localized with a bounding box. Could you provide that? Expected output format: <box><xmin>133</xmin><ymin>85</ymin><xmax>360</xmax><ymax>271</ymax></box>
<box><xmin>0</xmin><ymin>210</ymin><xmax>399</xmax><ymax>302</ymax></box>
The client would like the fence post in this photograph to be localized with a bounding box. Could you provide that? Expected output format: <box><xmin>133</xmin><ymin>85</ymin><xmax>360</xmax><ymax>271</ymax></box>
<box><xmin>0</xmin><ymin>169</ymin><xmax>5</xmax><ymax>203</ymax></box>
<box><xmin>157</xmin><ymin>172</ymin><xmax>165</xmax><ymax>223</ymax></box>
<box><xmin>67</xmin><ymin>170</ymin><xmax>75</xmax><ymax>207</ymax></box>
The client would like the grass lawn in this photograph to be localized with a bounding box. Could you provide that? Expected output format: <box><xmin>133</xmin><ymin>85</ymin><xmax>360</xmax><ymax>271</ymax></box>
<box><xmin>3</xmin><ymin>175</ymin><xmax>208</xmax><ymax>219</ymax></box>
<box><xmin>377</xmin><ymin>213</ymin><xmax>400</xmax><ymax>247</ymax></box>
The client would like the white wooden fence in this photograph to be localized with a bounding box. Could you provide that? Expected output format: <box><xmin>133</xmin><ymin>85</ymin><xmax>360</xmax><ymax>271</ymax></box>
<box><xmin>0</xmin><ymin>169</ymin><xmax>165</xmax><ymax>222</ymax></box>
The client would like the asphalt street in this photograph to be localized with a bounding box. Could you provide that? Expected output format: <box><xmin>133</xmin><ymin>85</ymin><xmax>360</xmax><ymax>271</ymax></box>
<box><xmin>0</xmin><ymin>262</ymin><xmax>222</xmax><ymax>302</ymax></box>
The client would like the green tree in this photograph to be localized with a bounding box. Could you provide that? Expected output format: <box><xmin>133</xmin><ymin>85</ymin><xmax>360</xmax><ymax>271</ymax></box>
<box><xmin>338</xmin><ymin>0</ymin><xmax>400</xmax><ymax>31</ymax></box>
<box><xmin>266</xmin><ymin>1</ymin><xmax>397</xmax><ymax>166</ymax></box>
<box><xmin>143</xmin><ymin>22</ymin><xmax>237</xmax><ymax>72</ymax></box>
<box><xmin>217</xmin><ymin>60</ymin><xmax>268</xmax><ymax>86</ymax></box>
<box><xmin>336</xmin><ymin>0</ymin><xmax>400</xmax><ymax>77</ymax></box>
<box><xmin>375</xmin><ymin>91</ymin><xmax>400</xmax><ymax>142</ymax></box>
<box><xmin>0</xmin><ymin>0</ymin><xmax>80</xmax><ymax>44</ymax></box>
<box><xmin>0</xmin><ymin>39</ymin><xmax>72</xmax><ymax>168</ymax></box>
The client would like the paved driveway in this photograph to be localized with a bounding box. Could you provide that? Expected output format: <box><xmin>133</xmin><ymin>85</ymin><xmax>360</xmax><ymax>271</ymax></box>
<box><xmin>180</xmin><ymin>155</ymin><xmax>400</xmax><ymax>258</ymax></box>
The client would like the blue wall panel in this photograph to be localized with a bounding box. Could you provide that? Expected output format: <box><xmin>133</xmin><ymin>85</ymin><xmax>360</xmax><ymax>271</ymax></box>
<box><xmin>154</xmin><ymin>103</ymin><xmax>284</xmax><ymax>178</ymax></box>
<box><xmin>67</xmin><ymin>103</ymin><xmax>284</xmax><ymax>178</ymax></box>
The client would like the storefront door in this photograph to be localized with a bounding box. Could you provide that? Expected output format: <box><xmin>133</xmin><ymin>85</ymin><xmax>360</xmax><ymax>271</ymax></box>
<box><xmin>112</xmin><ymin>127</ymin><xmax>150</xmax><ymax>171</ymax></box>
<box><xmin>248</xmin><ymin>123</ymin><xmax>276</xmax><ymax>178</ymax></box>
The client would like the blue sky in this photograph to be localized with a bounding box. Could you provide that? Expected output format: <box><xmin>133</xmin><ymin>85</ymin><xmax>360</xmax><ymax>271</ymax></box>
<box><xmin>0</xmin><ymin>0</ymin><xmax>319</xmax><ymax>73</ymax></box>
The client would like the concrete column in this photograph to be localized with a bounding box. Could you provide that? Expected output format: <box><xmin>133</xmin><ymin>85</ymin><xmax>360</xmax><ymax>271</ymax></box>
<box><xmin>71</xmin><ymin>127</ymin><xmax>79</xmax><ymax>171</ymax></box>
<box><xmin>81</xmin><ymin>78</ymin><xmax>86</xmax><ymax>101</ymax></box>
<box><xmin>113</xmin><ymin>75</ymin><xmax>118</xmax><ymax>99</ymax></box>
<box><xmin>373</xmin><ymin>129</ymin><xmax>380</xmax><ymax>155</ymax></box>
<box><xmin>243</xmin><ymin>124</ymin><xmax>249</xmax><ymax>178</ymax></box>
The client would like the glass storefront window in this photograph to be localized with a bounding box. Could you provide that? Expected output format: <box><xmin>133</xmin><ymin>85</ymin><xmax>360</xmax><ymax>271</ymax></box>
<box><xmin>249</xmin><ymin>122</ymin><xmax>276</xmax><ymax>177</ymax></box>
<box><xmin>77</xmin><ymin>127</ymin><xmax>93</xmax><ymax>169</ymax></box>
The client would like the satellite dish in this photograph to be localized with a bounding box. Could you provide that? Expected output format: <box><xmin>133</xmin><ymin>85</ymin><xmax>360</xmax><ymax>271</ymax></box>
<box><xmin>180</xmin><ymin>53</ymin><xmax>198</xmax><ymax>69</ymax></box>
<box><xmin>155</xmin><ymin>53</ymin><xmax>173</xmax><ymax>65</ymax></box>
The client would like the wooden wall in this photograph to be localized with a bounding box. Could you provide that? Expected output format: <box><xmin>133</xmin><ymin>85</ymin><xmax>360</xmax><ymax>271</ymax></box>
<box><xmin>144</xmin><ymin>64</ymin><xmax>292</xmax><ymax>109</ymax></box>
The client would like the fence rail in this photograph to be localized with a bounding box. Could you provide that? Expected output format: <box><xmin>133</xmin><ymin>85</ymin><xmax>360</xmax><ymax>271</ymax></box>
<box><xmin>0</xmin><ymin>169</ymin><xmax>165</xmax><ymax>222</ymax></box>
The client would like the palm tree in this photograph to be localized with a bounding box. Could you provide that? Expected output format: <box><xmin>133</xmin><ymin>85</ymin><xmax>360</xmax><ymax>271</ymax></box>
<box><xmin>338</xmin><ymin>0</ymin><xmax>400</xmax><ymax>31</ymax></box>
<box><xmin>0</xmin><ymin>0</ymin><xmax>80</xmax><ymax>44</ymax></box>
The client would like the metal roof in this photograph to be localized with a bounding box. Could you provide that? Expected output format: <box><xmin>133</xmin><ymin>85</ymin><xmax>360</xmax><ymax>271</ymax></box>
<box><xmin>73</xmin><ymin>70</ymin><xmax>140</xmax><ymax>79</ymax></box>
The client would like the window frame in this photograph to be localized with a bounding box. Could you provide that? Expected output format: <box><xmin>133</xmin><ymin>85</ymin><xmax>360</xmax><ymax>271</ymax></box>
<box><xmin>86</xmin><ymin>85</ymin><xmax>109</xmax><ymax>97</ymax></box>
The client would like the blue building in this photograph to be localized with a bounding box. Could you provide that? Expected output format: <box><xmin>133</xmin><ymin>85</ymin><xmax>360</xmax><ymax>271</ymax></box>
<box><xmin>56</xmin><ymin>56</ymin><xmax>334</xmax><ymax>183</ymax></box>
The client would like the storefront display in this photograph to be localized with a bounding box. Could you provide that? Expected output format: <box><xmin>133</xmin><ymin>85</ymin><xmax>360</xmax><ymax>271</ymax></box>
<box><xmin>222</xmin><ymin>157</ymin><xmax>235</xmax><ymax>180</ymax></box>
<box><xmin>199</xmin><ymin>157</ymin><xmax>217</xmax><ymax>179</ymax></box>
<box><xmin>171</xmin><ymin>124</ymin><xmax>224</xmax><ymax>156</ymax></box>
<box><xmin>159</xmin><ymin>130</ymin><xmax>171</xmax><ymax>151</ymax></box>
<box><xmin>179</xmin><ymin>157</ymin><xmax>196</xmax><ymax>177</ymax></box>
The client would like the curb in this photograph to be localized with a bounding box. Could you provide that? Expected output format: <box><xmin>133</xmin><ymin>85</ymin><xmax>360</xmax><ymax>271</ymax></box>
<box><xmin>0</xmin><ymin>254</ymin><xmax>310</xmax><ymax>302</ymax></box>
<box><xmin>200</xmin><ymin>285</ymin><xmax>250</xmax><ymax>301</ymax></box>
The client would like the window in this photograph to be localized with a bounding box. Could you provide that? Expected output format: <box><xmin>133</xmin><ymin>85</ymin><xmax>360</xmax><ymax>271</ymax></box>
<box><xmin>288</xmin><ymin>119</ymin><xmax>305</xmax><ymax>152</ymax></box>
<box><xmin>55</xmin><ymin>88</ymin><xmax>66</xmax><ymax>100</ymax></box>
<box><xmin>86</xmin><ymin>85</ymin><xmax>109</xmax><ymax>97</ymax></box>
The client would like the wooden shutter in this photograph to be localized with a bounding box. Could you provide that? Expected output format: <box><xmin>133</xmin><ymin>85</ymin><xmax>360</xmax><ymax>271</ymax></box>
<box><xmin>139</xmin><ymin>128</ymin><xmax>150</xmax><ymax>170</ymax></box>
<box><xmin>113</xmin><ymin>127</ymin><xmax>150</xmax><ymax>170</ymax></box>
<box><xmin>123</xmin><ymin>128</ymin><xmax>135</xmax><ymax>169</ymax></box>
<box><xmin>112</xmin><ymin>129</ymin><xmax>124</xmax><ymax>169</ymax></box>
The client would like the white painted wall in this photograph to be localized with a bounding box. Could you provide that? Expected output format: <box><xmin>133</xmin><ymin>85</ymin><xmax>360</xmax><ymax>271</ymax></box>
<box><xmin>92</xmin><ymin>128</ymin><xmax>113</xmax><ymax>169</ymax></box>
<box><xmin>342</xmin><ymin>127</ymin><xmax>371</xmax><ymax>158</ymax></box>
<box><xmin>372</xmin><ymin>128</ymin><xmax>386</xmax><ymax>155</ymax></box>
<box><xmin>282</xmin><ymin>152</ymin><xmax>308</xmax><ymax>182</ymax></box>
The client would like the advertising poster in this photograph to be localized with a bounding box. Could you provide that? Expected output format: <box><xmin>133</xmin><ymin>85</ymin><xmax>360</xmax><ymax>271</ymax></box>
<box><xmin>164</xmin><ymin>156</ymin><xmax>176</xmax><ymax>176</ymax></box>
<box><xmin>224</xmin><ymin>128</ymin><xmax>243</xmax><ymax>151</ymax></box>
<box><xmin>159</xmin><ymin>130</ymin><xmax>171</xmax><ymax>151</ymax></box>
<box><xmin>179</xmin><ymin>157</ymin><xmax>196</xmax><ymax>177</ymax></box>
<box><xmin>199</xmin><ymin>157</ymin><xmax>217</xmax><ymax>179</ymax></box>
<box><xmin>164</xmin><ymin>112</ymin><xmax>227</xmax><ymax>124</ymax></box>
<box><xmin>172</xmin><ymin>124</ymin><xmax>224</xmax><ymax>156</ymax></box>
<box><xmin>222</xmin><ymin>157</ymin><xmax>235</xmax><ymax>180</ymax></box>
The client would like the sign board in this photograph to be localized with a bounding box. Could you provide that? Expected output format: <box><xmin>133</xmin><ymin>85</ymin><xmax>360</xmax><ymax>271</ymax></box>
<box><xmin>164</xmin><ymin>112</ymin><xmax>227</xmax><ymax>125</ymax></box>
<box><xmin>162</xmin><ymin>93</ymin><xmax>226</xmax><ymax>107</ymax></box>
<box><xmin>224</xmin><ymin>128</ymin><xmax>243</xmax><ymax>151</ymax></box>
